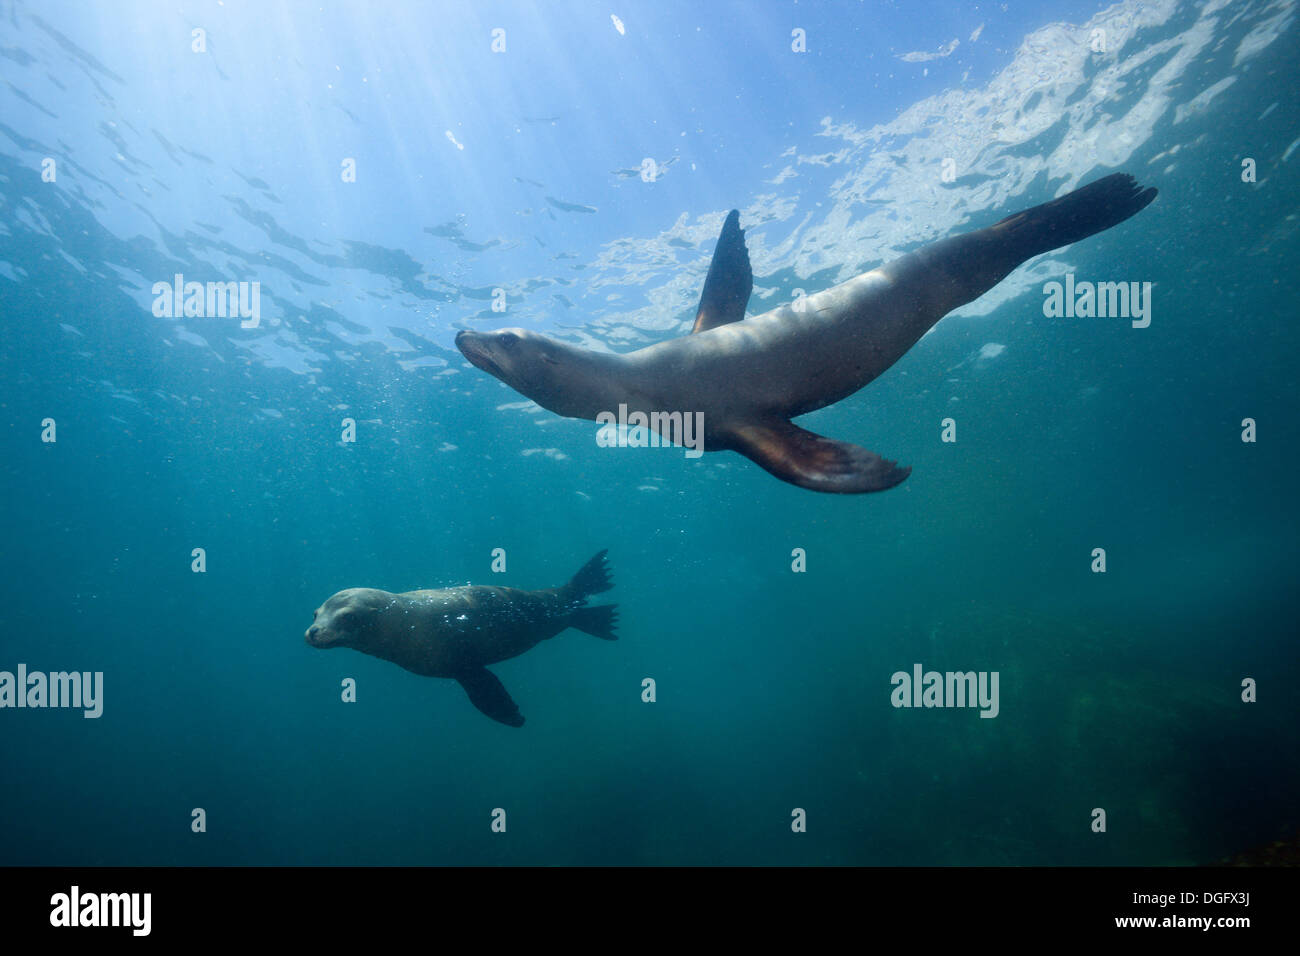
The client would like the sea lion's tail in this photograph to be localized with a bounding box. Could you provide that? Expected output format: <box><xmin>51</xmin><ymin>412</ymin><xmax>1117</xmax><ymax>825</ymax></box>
<box><xmin>569</xmin><ymin>604</ymin><xmax>619</xmax><ymax>641</ymax></box>
<box><xmin>563</xmin><ymin>549</ymin><xmax>613</xmax><ymax>599</ymax></box>
<box><xmin>988</xmin><ymin>172</ymin><xmax>1158</xmax><ymax>263</ymax></box>
<box><xmin>562</xmin><ymin>550</ymin><xmax>617</xmax><ymax>640</ymax></box>
<box><xmin>906</xmin><ymin>172</ymin><xmax>1158</xmax><ymax>315</ymax></box>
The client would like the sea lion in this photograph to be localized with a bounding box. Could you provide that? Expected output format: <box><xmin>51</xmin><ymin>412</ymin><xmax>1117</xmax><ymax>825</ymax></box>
<box><xmin>456</xmin><ymin>173</ymin><xmax>1157</xmax><ymax>493</ymax></box>
<box><xmin>305</xmin><ymin>551</ymin><xmax>616</xmax><ymax>727</ymax></box>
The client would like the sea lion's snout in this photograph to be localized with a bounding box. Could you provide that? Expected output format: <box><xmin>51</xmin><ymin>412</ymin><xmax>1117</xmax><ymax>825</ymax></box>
<box><xmin>456</xmin><ymin>327</ymin><xmax>578</xmax><ymax>417</ymax></box>
<box><xmin>306</xmin><ymin>588</ymin><xmax>388</xmax><ymax>650</ymax></box>
<box><xmin>456</xmin><ymin>327</ymin><xmax>547</xmax><ymax>385</ymax></box>
<box><xmin>305</xmin><ymin>599</ymin><xmax>346</xmax><ymax>648</ymax></box>
<box><xmin>455</xmin><ymin>330</ymin><xmax>507</xmax><ymax>379</ymax></box>
<box><xmin>305</xmin><ymin>621</ymin><xmax>338</xmax><ymax>648</ymax></box>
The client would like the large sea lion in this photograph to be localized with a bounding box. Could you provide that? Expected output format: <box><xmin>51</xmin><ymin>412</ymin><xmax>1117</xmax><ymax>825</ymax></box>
<box><xmin>456</xmin><ymin>173</ymin><xmax>1157</xmax><ymax>493</ymax></box>
<box><xmin>306</xmin><ymin>551</ymin><xmax>616</xmax><ymax>727</ymax></box>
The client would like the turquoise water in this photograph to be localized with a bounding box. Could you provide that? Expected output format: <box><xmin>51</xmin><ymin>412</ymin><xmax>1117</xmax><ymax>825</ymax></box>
<box><xmin>1</xmin><ymin>0</ymin><xmax>1297</xmax><ymax>865</ymax></box>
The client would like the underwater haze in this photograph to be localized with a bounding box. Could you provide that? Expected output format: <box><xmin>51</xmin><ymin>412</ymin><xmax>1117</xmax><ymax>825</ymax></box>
<box><xmin>1</xmin><ymin>0</ymin><xmax>1298</xmax><ymax>865</ymax></box>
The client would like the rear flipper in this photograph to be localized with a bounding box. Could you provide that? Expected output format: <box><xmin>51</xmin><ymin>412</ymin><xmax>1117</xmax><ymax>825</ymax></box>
<box><xmin>986</xmin><ymin>172</ymin><xmax>1158</xmax><ymax>263</ymax></box>
<box><xmin>563</xmin><ymin>549</ymin><xmax>613</xmax><ymax>600</ymax></box>
<box><xmin>569</xmin><ymin>604</ymin><xmax>618</xmax><ymax>640</ymax></box>
<box><xmin>912</xmin><ymin>173</ymin><xmax>1158</xmax><ymax>310</ymax></box>
<box><xmin>456</xmin><ymin>667</ymin><xmax>525</xmax><ymax>727</ymax></box>
<box><xmin>723</xmin><ymin>418</ymin><xmax>910</xmax><ymax>494</ymax></box>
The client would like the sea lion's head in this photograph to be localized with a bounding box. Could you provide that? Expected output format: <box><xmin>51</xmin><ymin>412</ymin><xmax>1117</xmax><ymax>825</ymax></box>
<box><xmin>305</xmin><ymin>588</ymin><xmax>390</xmax><ymax>649</ymax></box>
<box><xmin>456</xmin><ymin>328</ymin><xmax>595</xmax><ymax>416</ymax></box>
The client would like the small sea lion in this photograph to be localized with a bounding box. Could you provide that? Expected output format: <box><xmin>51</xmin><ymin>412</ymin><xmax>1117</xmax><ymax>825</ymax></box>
<box><xmin>306</xmin><ymin>551</ymin><xmax>616</xmax><ymax>727</ymax></box>
<box><xmin>456</xmin><ymin>173</ymin><xmax>1157</xmax><ymax>493</ymax></box>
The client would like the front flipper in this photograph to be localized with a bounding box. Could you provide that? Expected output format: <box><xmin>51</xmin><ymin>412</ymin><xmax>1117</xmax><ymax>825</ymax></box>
<box><xmin>456</xmin><ymin>668</ymin><xmax>525</xmax><ymax>727</ymax></box>
<box><xmin>723</xmin><ymin>419</ymin><xmax>911</xmax><ymax>494</ymax></box>
<box><xmin>691</xmin><ymin>209</ymin><xmax>753</xmax><ymax>333</ymax></box>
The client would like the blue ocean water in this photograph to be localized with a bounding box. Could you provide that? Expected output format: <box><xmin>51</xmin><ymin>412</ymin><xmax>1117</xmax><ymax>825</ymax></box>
<box><xmin>1</xmin><ymin>0</ymin><xmax>1297</xmax><ymax>865</ymax></box>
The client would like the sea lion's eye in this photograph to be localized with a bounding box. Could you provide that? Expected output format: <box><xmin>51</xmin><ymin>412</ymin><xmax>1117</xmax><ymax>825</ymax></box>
<box><xmin>500</xmin><ymin>332</ymin><xmax>520</xmax><ymax>350</ymax></box>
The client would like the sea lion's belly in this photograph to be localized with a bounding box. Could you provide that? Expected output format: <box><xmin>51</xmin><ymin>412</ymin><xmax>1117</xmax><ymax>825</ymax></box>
<box><xmin>634</xmin><ymin>269</ymin><xmax>930</xmax><ymax>425</ymax></box>
<box><xmin>377</xmin><ymin>587</ymin><xmax>565</xmax><ymax>677</ymax></box>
